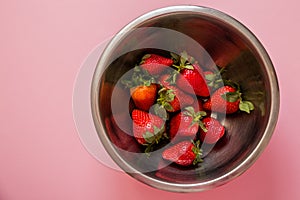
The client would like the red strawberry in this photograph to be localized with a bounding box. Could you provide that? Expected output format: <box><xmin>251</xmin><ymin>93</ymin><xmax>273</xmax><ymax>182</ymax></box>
<box><xmin>203</xmin><ymin>85</ymin><xmax>254</xmax><ymax>114</ymax></box>
<box><xmin>199</xmin><ymin>117</ymin><xmax>225</xmax><ymax>144</ymax></box>
<box><xmin>157</xmin><ymin>86</ymin><xmax>194</xmax><ymax>112</ymax></box>
<box><xmin>130</xmin><ymin>83</ymin><xmax>158</xmax><ymax>111</ymax></box>
<box><xmin>140</xmin><ymin>54</ymin><xmax>173</xmax><ymax>75</ymax></box>
<box><xmin>131</xmin><ymin>109</ymin><xmax>166</xmax><ymax>146</ymax></box>
<box><xmin>169</xmin><ymin>106</ymin><xmax>207</xmax><ymax>140</ymax></box>
<box><xmin>172</xmin><ymin>51</ymin><xmax>210</xmax><ymax>97</ymax></box>
<box><xmin>177</xmin><ymin>64</ymin><xmax>209</xmax><ymax>97</ymax></box>
<box><xmin>162</xmin><ymin>140</ymin><xmax>203</xmax><ymax>166</ymax></box>
<box><xmin>158</xmin><ymin>73</ymin><xmax>195</xmax><ymax>112</ymax></box>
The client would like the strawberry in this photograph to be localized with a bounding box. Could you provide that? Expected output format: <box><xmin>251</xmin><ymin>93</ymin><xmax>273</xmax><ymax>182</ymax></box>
<box><xmin>156</xmin><ymin>86</ymin><xmax>194</xmax><ymax>112</ymax></box>
<box><xmin>140</xmin><ymin>54</ymin><xmax>173</xmax><ymax>75</ymax></box>
<box><xmin>157</xmin><ymin>73</ymin><xmax>195</xmax><ymax>113</ymax></box>
<box><xmin>199</xmin><ymin>117</ymin><xmax>225</xmax><ymax>144</ymax></box>
<box><xmin>169</xmin><ymin>106</ymin><xmax>207</xmax><ymax>140</ymax></box>
<box><xmin>131</xmin><ymin>109</ymin><xmax>166</xmax><ymax>146</ymax></box>
<box><xmin>162</xmin><ymin>140</ymin><xmax>203</xmax><ymax>166</ymax></box>
<box><xmin>121</xmin><ymin>66</ymin><xmax>157</xmax><ymax>111</ymax></box>
<box><xmin>130</xmin><ymin>84</ymin><xmax>157</xmax><ymax>111</ymax></box>
<box><xmin>203</xmin><ymin>85</ymin><xmax>255</xmax><ymax>114</ymax></box>
<box><xmin>171</xmin><ymin>51</ymin><xmax>210</xmax><ymax>97</ymax></box>
<box><xmin>177</xmin><ymin>64</ymin><xmax>209</xmax><ymax>97</ymax></box>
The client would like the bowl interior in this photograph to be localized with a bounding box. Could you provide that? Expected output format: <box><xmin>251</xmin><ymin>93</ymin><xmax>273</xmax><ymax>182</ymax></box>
<box><xmin>95</xmin><ymin>10</ymin><xmax>273</xmax><ymax>186</ymax></box>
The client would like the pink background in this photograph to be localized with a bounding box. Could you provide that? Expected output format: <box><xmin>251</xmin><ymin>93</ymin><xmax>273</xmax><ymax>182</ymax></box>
<box><xmin>1</xmin><ymin>0</ymin><xmax>299</xmax><ymax>199</ymax></box>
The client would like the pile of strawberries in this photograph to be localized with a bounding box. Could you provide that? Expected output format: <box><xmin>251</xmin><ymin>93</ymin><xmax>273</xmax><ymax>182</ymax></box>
<box><xmin>120</xmin><ymin>51</ymin><xmax>254</xmax><ymax>167</ymax></box>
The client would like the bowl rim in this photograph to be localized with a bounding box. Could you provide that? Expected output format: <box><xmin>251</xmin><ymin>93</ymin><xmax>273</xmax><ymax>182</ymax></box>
<box><xmin>90</xmin><ymin>5</ymin><xmax>280</xmax><ymax>192</ymax></box>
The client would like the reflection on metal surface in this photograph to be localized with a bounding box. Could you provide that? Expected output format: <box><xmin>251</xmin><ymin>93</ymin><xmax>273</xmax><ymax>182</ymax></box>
<box><xmin>90</xmin><ymin>5</ymin><xmax>279</xmax><ymax>192</ymax></box>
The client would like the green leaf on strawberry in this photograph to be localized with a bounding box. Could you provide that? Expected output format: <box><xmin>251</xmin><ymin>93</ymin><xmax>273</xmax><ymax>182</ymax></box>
<box><xmin>156</xmin><ymin>85</ymin><xmax>195</xmax><ymax>112</ymax></box>
<box><xmin>179</xmin><ymin>51</ymin><xmax>188</xmax><ymax>65</ymax></box>
<box><xmin>143</xmin><ymin>124</ymin><xmax>166</xmax><ymax>144</ymax></box>
<box><xmin>184</xmin><ymin>107</ymin><xmax>206</xmax><ymax>120</ymax></box>
<box><xmin>132</xmin><ymin>109</ymin><xmax>166</xmax><ymax>147</ymax></box>
<box><xmin>171</xmin><ymin>51</ymin><xmax>195</xmax><ymax>72</ymax></box>
<box><xmin>170</xmin><ymin>52</ymin><xmax>180</xmax><ymax>63</ymax></box>
<box><xmin>203</xmin><ymin>85</ymin><xmax>255</xmax><ymax>114</ymax></box>
<box><xmin>152</xmin><ymin>104</ymin><xmax>168</xmax><ymax>121</ymax></box>
<box><xmin>183</xmin><ymin>106</ymin><xmax>207</xmax><ymax>132</ymax></box>
<box><xmin>204</xmin><ymin>68</ymin><xmax>225</xmax><ymax>90</ymax></box>
<box><xmin>143</xmin><ymin>131</ymin><xmax>155</xmax><ymax>144</ymax></box>
<box><xmin>163</xmin><ymin>102</ymin><xmax>173</xmax><ymax>113</ymax></box>
<box><xmin>140</xmin><ymin>54</ymin><xmax>151</xmax><ymax>62</ymax></box>
<box><xmin>179</xmin><ymin>51</ymin><xmax>196</xmax><ymax>66</ymax></box>
<box><xmin>222</xmin><ymin>92</ymin><xmax>240</xmax><ymax>103</ymax></box>
<box><xmin>143</xmin><ymin>124</ymin><xmax>168</xmax><ymax>155</ymax></box>
<box><xmin>204</xmin><ymin>73</ymin><xmax>216</xmax><ymax>81</ymax></box>
<box><xmin>166</xmin><ymin>70</ymin><xmax>179</xmax><ymax>85</ymax></box>
<box><xmin>182</xmin><ymin>64</ymin><xmax>194</xmax><ymax>70</ymax></box>
<box><xmin>219</xmin><ymin>80</ymin><xmax>254</xmax><ymax>113</ymax></box>
<box><xmin>121</xmin><ymin>65</ymin><xmax>155</xmax><ymax>88</ymax></box>
<box><xmin>157</xmin><ymin>87</ymin><xmax>175</xmax><ymax>110</ymax></box>
<box><xmin>164</xmin><ymin>89</ymin><xmax>176</xmax><ymax>102</ymax></box>
<box><xmin>239</xmin><ymin>100</ymin><xmax>255</xmax><ymax>114</ymax></box>
<box><xmin>192</xmin><ymin>140</ymin><xmax>203</xmax><ymax>164</ymax></box>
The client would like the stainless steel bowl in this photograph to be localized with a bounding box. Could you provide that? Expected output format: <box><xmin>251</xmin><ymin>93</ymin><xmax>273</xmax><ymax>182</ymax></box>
<box><xmin>91</xmin><ymin>5</ymin><xmax>280</xmax><ymax>192</ymax></box>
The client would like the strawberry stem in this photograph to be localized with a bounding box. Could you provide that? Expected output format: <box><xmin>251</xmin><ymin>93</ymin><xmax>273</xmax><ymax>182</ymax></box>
<box><xmin>183</xmin><ymin>106</ymin><xmax>207</xmax><ymax>132</ymax></box>
<box><xmin>191</xmin><ymin>140</ymin><xmax>203</xmax><ymax>165</ymax></box>
<box><xmin>139</xmin><ymin>54</ymin><xmax>151</xmax><ymax>64</ymax></box>
<box><xmin>165</xmin><ymin>70</ymin><xmax>179</xmax><ymax>85</ymax></box>
<box><xmin>221</xmin><ymin>81</ymin><xmax>255</xmax><ymax>114</ymax></box>
<box><xmin>143</xmin><ymin>124</ymin><xmax>167</xmax><ymax>154</ymax></box>
<box><xmin>157</xmin><ymin>87</ymin><xmax>176</xmax><ymax>111</ymax></box>
<box><xmin>205</xmin><ymin>68</ymin><xmax>226</xmax><ymax>90</ymax></box>
<box><xmin>171</xmin><ymin>51</ymin><xmax>195</xmax><ymax>72</ymax></box>
<box><xmin>152</xmin><ymin>104</ymin><xmax>169</xmax><ymax>120</ymax></box>
<box><xmin>121</xmin><ymin>65</ymin><xmax>156</xmax><ymax>88</ymax></box>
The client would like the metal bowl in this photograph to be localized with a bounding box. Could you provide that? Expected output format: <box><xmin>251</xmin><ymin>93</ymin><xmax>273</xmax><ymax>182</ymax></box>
<box><xmin>91</xmin><ymin>5</ymin><xmax>280</xmax><ymax>192</ymax></box>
